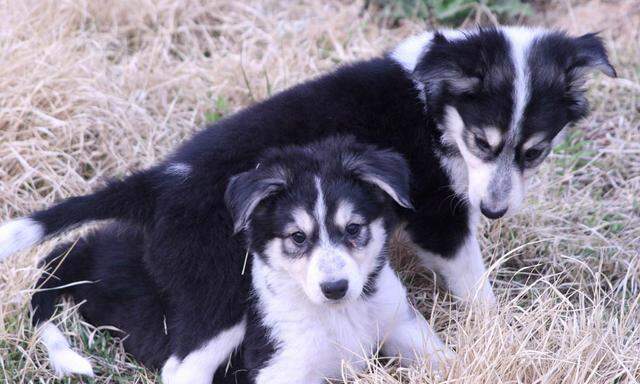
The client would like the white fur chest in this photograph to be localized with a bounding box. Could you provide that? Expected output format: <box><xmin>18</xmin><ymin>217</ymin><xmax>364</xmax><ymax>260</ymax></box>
<box><xmin>252</xmin><ymin>258</ymin><xmax>382</xmax><ymax>384</ymax></box>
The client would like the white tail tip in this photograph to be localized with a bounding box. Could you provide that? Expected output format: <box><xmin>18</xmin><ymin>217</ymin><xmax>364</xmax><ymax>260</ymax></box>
<box><xmin>0</xmin><ymin>218</ymin><xmax>44</xmax><ymax>261</ymax></box>
<box><xmin>39</xmin><ymin>323</ymin><xmax>94</xmax><ymax>377</ymax></box>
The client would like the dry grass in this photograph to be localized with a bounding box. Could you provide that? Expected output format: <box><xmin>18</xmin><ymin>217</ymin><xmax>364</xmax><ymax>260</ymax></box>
<box><xmin>0</xmin><ymin>0</ymin><xmax>638</xmax><ymax>383</ymax></box>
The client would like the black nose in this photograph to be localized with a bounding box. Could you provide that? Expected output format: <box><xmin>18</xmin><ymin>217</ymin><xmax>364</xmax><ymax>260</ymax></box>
<box><xmin>480</xmin><ymin>202</ymin><xmax>508</xmax><ymax>219</ymax></box>
<box><xmin>320</xmin><ymin>279</ymin><xmax>349</xmax><ymax>300</ymax></box>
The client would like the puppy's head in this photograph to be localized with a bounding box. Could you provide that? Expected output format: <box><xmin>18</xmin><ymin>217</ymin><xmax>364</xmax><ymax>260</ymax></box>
<box><xmin>403</xmin><ymin>27</ymin><xmax>615</xmax><ymax>219</ymax></box>
<box><xmin>225</xmin><ymin>136</ymin><xmax>412</xmax><ymax>304</ymax></box>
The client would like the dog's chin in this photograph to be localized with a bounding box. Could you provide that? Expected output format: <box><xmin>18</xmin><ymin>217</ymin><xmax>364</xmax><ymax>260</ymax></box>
<box><xmin>322</xmin><ymin>297</ymin><xmax>348</xmax><ymax>306</ymax></box>
<box><xmin>320</xmin><ymin>295</ymin><xmax>357</xmax><ymax>308</ymax></box>
<box><xmin>304</xmin><ymin>290</ymin><xmax>362</xmax><ymax>307</ymax></box>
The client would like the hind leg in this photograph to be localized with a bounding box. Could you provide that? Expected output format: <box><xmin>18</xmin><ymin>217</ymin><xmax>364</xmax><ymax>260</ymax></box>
<box><xmin>37</xmin><ymin>322</ymin><xmax>94</xmax><ymax>377</ymax></box>
<box><xmin>31</xmin><ymin>223</ymin><xmax>173</xmax><ymax>376</ymax></box>
<box><xmin>31</xmin><ymin>240</ymin><xmax>95</xmax><ymax>377</ymax></box>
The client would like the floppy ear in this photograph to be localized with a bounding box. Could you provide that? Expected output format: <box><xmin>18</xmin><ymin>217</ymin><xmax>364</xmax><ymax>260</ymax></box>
<box><xmin>343</xmin><ymin>148</ymin><xmax>414</xmax><ymax>210</ymax></box>
<box><xmin>566</xmin><ymin>33</ymin><xmax>616</xmax><ymax>119</ymax></box>
<box><xmin>412</xmin><ymin>32</ymin><xmax>481</xmax><ymax>97</ymax></box>
<box><xmin>571</xmin><ymin>33</ymin><xmax>616</xmax><ymax>78</ymax></box>
<box><xmin>224</xmin><ymin>166</ymin><xmax>287</xmax><ymax>234</ymax></box>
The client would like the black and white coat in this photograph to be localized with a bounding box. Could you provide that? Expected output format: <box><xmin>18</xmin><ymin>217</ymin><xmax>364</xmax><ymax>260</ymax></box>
<box><xmin>0</xmin><ymin>26</ymin><xmax>614</xmax><ymax>383</ymax></box>
<box><xmin>30</xmin><ymin>138</ymin><xmax>452</xmax><ymax>383</ymax></box>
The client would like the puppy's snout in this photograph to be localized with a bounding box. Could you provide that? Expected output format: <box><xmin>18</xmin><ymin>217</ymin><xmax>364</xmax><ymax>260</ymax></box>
<box><xmin>480</xmin><ymin>201</ymin><xmax>507</xmax><ymax>219</ymax></box>
<box><xmin>320</xmin><ymin>279</ymin><xmax>348</xmax><ymax>300</ymax></box>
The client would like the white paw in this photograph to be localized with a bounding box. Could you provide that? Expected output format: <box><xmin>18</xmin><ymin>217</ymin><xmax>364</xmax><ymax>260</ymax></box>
<box><xmin>465</xmin><ymin>279</ymin><xmax>497</xmax><ymax>308</ymax></box>
<box><xmin>428</xmin><ymin>345</ymin><xmax>456</xmax><ymax>373</ymax></box>
<box><xmin>161</xmin><ymin>355</ymin><xmax>180</xmax><ymax>383</ymax></box>
<box><xmin>49</xmin><ymin>348</ymin><xmax>94</xmax><ymax>377</ymax></box>
<box><xmin>40</xmin><ymin>323</ymin><xmax>94</xmax><ymax>377</ymax></box>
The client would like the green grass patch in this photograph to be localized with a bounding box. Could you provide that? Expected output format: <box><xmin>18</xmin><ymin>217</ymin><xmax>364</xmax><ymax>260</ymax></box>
<box><xmin>204</xmin><ymin>96</ymin><xmax>230</xmax><ymax>124</ymax></box>
<box><xmin>368</xmin><ymin>0</ymin><xmax>533</xmax><ymax>25</ymax></box>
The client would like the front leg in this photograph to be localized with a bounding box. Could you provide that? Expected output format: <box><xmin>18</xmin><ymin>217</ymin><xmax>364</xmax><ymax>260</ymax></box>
<box><xmin>414</xmin><ymin>231</ymin><xmax>496</xmax><ymax>307</ymax></box>
<box><xmin>161</xmin><ymin>316</ymin><xmax>247</xmax><ymax>384</ymax></box>
<box><xmin>254</xmin><ymin>350</ymin><xmax>325</xmax><ymax>384</ymax></box>
<box><xmin>385</xmin><ymin>311</ymin><xmax>455</xmax><ymax>371</ymax></box>
<box><xmin>403</xmin><ymin>203</ymin><xmax>496</xmax><ymax>306</ymax></box>
<box><xmin>148</xmin><ymin>197</ymin><xmax>250</xmax><ymax>384</ymax></box>
<box><xmin>374</xmin><ymin>265</ymin><xmax>454</xmax><ymax>371</ymax></box>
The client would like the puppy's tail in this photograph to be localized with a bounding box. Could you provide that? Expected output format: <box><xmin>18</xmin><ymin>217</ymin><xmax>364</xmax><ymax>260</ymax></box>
<box><xmin>0</xmin><ymin>169</ymin><xmax>157</xmax><ymax>261</ymax></box>
<box><xmin>32</xmin><ymin>239</ymin><xmax>95</xmax><ymax>377</ymax></box>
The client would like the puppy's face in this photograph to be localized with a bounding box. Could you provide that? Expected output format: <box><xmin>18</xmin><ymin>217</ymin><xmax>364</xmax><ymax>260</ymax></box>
<box><xmin>413</xmin><ymin>28</ymin><xmax>615</xmax><ymax>219</ymax></box>
<box><xmin>225</xmin><ymin>138</ymin><xmax>412</xmax><ymax>304</ymax></box>
<box><xmin>251</xmin><ymin>177</ymin><xmax>390</xmax><ymax>304</ymax></box>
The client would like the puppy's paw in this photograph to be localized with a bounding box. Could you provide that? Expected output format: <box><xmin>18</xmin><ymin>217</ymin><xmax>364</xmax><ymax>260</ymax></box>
<box><xmin>40</xmin><ymin>323</ymin><xmax>93</xmax><ymax>377</ymax></box>
<box><xmin>161</xmin><ymin>356</ymin><xmax>180</xmax><ymax>383</ymax></box>
<box><xmin>428</xmin><ymin>345</ymin><xmax>456</xmax><ymax>373</ymax></box>
<box><xmin>49</xmin><ymin>348</ymin><xmax>94</xmax><ymax>377</ymax></box>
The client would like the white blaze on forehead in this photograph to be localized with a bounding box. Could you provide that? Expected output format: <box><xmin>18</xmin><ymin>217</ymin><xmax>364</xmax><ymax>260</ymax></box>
<box><xmin>290</xmin><ymin>207</ymin><xmax>314</xmax><ymax>235</ymax></box>
<box><xmin>314</xmin><ymin>177</ymin><xmax>330</xmax><ymax>244</ymax></box>
<box><xmin>502</xmin><ymin>27</ymin><xmax>546</xmax><ymax>139</ymax></box>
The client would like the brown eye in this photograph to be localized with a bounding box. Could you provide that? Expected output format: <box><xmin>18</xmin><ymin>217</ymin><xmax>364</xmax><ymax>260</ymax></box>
<box><xmin>345</xmin><ymin>223</ymin><xmax>361</xmax><ymax>237</ymax></box>
<box><xmin>474</xmin><ymin>136</ymin><xmax>492</xmax><ymax>152</ymax></box>
<box><xmin>291</xmin><ymin>231</ymin><xmax>306</xmax><ymax>245</ymax></box>
<box><xmin>524</xmin><ymin>147</ymin><xmax>544</xmax><ymax>163</ymax></box>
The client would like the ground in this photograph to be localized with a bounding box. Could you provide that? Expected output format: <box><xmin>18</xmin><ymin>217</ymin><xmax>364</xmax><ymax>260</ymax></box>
<box><xmin>0</xmin><ymin>1</ymin><xmax>638</xmax><ymax>383</ymax></box>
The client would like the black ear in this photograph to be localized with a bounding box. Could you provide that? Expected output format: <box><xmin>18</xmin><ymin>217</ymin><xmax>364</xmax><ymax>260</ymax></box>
<box><xmin>224</xmin><ymin>165</ymin><xmax>287</xmax><ymax>234</ymax></box>
<box><xmin>566</xmin><ymin>33</ymin><xmax>616</xmax><ymax>119</ymax></box>
<box><xmin>571</xmin><ymin>33</ymin><xmax>616</xmax><ymax>78</ymax></box>
<box><xmin>343</xmin><ymin>147</ymin><xmax>414</xmax><ymax>210</ymax></box>
<box><xmin>413</xmin><ymin>32</ymin><xmax>481</xmax><ymax>97</ymax></box>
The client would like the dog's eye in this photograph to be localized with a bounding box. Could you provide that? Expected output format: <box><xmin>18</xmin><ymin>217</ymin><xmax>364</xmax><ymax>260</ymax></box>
<box><xmin>291</xmin><ymin>231</ymin><xmax>307</xmax><ymax>244</ymax></box>
<box><xmin>345</xmin><ymin>223</ymin><xmax>361</xmax><ymax>236</ymax></box>
<box><xmin>474</xmin><ymin>136</ymin><xmax>492</xmax><ymax>152</ymax></box>
<box><xmin>524</xmin><ymin>147</ymin><xmax>544</xmax><ymax>163</ymax></box>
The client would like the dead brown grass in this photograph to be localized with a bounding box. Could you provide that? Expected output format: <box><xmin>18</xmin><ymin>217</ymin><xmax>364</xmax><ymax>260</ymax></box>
<box><xmin>0</xmin><ymin>1</ymin><xmax>638</xmax><ymax>383</ymax></box>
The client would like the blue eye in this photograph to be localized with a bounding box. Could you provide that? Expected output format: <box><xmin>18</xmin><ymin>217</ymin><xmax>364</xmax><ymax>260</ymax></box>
<box><xmin>345</xmin><ymin>223</ymin><xmax>361</xmax><ymax>236</ymax></box>
<box><xmin>291</xmin><ymin>231</ymin><xmax>306</xmax><ymax>244</ymax></box>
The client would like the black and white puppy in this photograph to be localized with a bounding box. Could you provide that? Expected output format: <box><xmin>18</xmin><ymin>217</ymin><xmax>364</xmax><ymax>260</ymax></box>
<box><xmin>31</xmin><ymin>137</ymin><xmax>451</xmax><ymax>383</ymax></box>
<box><xmin>0</xmin><ymin>27</ymin><xmax>614</xmax><ymax>381</ymax></box>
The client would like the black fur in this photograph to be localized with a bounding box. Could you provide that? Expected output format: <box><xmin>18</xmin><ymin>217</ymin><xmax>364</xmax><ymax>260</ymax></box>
<box><xmin>32</xmin><ymin>225</ymin><xmax>172</xmax><ymax>369</ymax></box>
<box><xmin>20</xmin><ymin>27</ymin><xmax>614</xmax><ymax>382</ymax></box>
<box><xmin>32</xmin><ymin>137</ymin><xmax>407</xmax><ymax>382</ymax></box>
